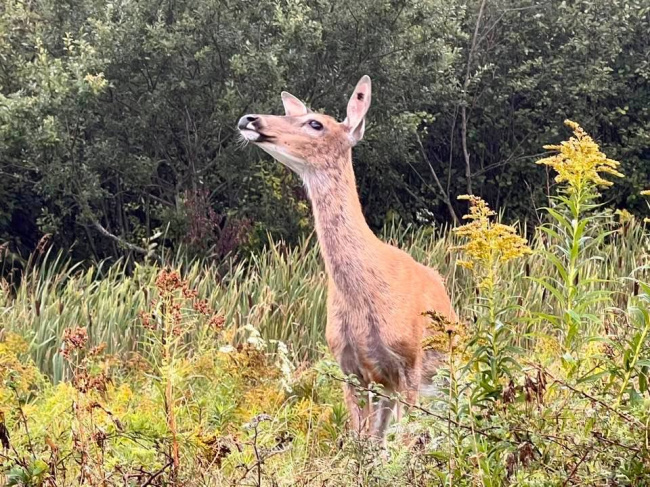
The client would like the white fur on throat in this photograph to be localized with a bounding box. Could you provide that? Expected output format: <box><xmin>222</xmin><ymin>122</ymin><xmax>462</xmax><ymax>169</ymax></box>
<box><xmin>258</xmin><ymin>143</ymin><xmax>307</xmax><ymax>176</ymax></box>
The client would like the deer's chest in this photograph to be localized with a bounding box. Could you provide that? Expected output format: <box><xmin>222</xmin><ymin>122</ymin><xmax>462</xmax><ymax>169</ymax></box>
<box><xmin>325</xmin><ymin>299</ymin><xmax>411</xmax><ymax>388</ymax></box>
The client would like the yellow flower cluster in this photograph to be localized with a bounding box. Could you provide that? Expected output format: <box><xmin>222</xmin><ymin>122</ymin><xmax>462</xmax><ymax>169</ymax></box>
<box><xmin>422</xmin><ymin>310</ymin><xmax>467</xmax><ymax>353</ymax></box>
<box><xmin>536</xmin><ymin>120</ymin><xmax>623</xmax><ymax>192</ymax></box>
<box><xmin>0</xmin><ymin>333</ymin><xmax>45</xmax><ymax>403</ymax></box>
<box><xmin>453</xmin><ymin>195</ymin><xmax>532</xmax><ymax>285</ymax></box>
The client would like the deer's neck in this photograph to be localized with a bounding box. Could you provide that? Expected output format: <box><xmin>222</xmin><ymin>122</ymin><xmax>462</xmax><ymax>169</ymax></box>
<box><xmin>303</xmin><ymin>150</ymin><xmax>383</xmax><ymax>295</ymax></box>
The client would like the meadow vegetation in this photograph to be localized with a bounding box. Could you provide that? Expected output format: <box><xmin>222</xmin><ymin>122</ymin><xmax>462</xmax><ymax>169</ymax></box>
<box><xmin>1</xmin><ymin>122</ymin><xmax>650</xmax><ymax>485</ymax></box>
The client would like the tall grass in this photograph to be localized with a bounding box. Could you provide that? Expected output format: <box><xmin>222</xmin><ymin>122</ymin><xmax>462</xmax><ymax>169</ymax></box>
<box><xmin>3</xmin><ymin>121</ymin><xmax>650</xmax><ymax>485</ymax></box>
<box><xmin>1</xmin><ymin>219</ymin><xmax>646</xmax><ymax>382</ymax></box>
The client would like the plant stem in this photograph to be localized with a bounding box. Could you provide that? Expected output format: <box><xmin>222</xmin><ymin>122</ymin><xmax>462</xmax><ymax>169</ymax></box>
<box><xmin>614</xmin><ymin>316</ymin><xmax>650</xmax><ymax>408</ymax></box>
<box><xmin>162</xmin><ymin>297</ymin><xmax>180</xmax><ymax>481</ymax></box>
<box><xmin>564</xmin><ymin>187</ymin><xmax>583</xmax><ymax>353</ymax></box>
<box><xmin>487</xmin><ymin>264</ymin><xmax>498</xmax><ymax>387</ymax></box>
<box><xmin>448</xmin><ymin>335</ymin><xmax>455</xmax><ymax>487</ymax></box>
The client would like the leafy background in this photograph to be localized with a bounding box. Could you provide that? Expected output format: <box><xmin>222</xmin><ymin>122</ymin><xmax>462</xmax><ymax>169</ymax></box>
<box><xmin>2</xmin><ymin>0</ymin><xmax>649</xmax><ymax>262</ymax></box>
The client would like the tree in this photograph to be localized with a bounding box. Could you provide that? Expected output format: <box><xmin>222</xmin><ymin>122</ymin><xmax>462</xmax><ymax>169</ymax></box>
<box><xmin>1</xmin><ymin>0</ymin><xmax>648</xmax><ymax>262</ymax></box>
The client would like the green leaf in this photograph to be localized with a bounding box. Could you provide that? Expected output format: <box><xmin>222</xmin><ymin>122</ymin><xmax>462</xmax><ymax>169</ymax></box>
<box><xmin>577</xmin><ymin>371</ymin><xmax>609</xmax><ymax>384</ymax></box>
<box><xmin>544</xmin><ymin>209</ymin><xmax>573</xmax><ymax>233</ymax></box>
<box><xmin>529</xmin><ymin>277</ymin><xmax>566</xmax><ymax>307</ymax></box>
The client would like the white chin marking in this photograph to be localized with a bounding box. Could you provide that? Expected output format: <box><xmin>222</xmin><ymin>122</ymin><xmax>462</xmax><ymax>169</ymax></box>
<box><xmin>258</xmin><ymin>143</ymin><xmax>307</xmax><ymax>175</ymax></box>
<box><xmin>239</xmin><ymin>129</ymin><xmax>261</xmax><ymax>142</ymax></box>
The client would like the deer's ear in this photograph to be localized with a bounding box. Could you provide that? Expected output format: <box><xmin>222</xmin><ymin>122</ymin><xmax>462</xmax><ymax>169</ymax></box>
<box><xmin>281</xmin><ymin>91</ymin><xmax>308</xmax><ymax>117</ymax></box>
<box><xmin>344</xmin><ymin>75</ymin><xmax>371</xmax><ymax>144</ymax></box>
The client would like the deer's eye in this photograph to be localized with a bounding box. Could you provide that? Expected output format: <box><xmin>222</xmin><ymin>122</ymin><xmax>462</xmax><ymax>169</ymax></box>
<box><xmin>308</xmin><ymin>120</ymin><xmax>323</xmax><ymax>131</ymax></box>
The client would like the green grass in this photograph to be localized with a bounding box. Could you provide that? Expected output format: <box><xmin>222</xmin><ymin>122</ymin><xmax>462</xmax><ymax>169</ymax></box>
<box><xmin>1</xmin><ymin>216</ymin><xmax>649</xmax><ymax>486</ymax></box>
<box><xmin>2</xmin><ymin>219</ymin><xmax>645</xmax><ymax>382</ymax></box>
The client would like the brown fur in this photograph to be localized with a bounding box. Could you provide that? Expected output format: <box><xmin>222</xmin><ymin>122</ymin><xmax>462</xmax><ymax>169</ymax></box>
<box><xmin>238</xmin><ymin>76</ymin><xmax>456</xmax><ymax>441</ymax></box>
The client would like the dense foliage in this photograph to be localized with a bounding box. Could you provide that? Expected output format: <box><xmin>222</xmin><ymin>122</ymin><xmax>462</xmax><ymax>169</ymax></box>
<box><xmin>1</xmin><ymin>0</ymin><xmax>649</xmax><ymax>261</ymax></box>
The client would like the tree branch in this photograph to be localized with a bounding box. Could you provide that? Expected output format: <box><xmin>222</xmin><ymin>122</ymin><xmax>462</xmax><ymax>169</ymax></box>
<box><xmin>415</xmin><ymin>132</ymin><xmax>459</xmax><ymax>224</ymax></box>
<box><xmin>91</xmin><ymin>221</ymin><xmax>151</xmax><ymax>257</ymax></box>
<box><xmin>460</xmin><ymin>0</ymin><xmax>488</xmax><ymax>195</ymax></box>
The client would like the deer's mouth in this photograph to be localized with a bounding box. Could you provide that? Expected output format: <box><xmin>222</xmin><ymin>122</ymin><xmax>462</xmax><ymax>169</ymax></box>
<box><xmin>239</xmin><ymin>128</ymin><xmax>275</xmax><ymax>144</ymax></box>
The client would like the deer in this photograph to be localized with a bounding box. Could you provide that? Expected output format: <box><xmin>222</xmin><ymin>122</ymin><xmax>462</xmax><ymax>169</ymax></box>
<box><xmin>237</xmin><ymin>75</ymin><xmax>457</xmax><ymax>443</ymax></box>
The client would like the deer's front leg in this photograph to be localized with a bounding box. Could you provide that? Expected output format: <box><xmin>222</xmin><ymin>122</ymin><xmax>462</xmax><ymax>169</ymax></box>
<box><xmin>372</xmin><ymin>397</ymin><xmax>396</xmax><ymax>446</ymax></box>
<box><xmin>343</xmin><ymin>383</ymin><xmax>364</xmax><ymax>435</ymax></box>
<box><xmin>403</xmin><ymin>357</ymin><xmax>423</xmax><ymax>411</ymax></box>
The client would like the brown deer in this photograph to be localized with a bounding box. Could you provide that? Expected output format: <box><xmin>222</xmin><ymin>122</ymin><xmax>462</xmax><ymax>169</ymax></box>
<box><xmin>237</xmin><ymin>76</ymin><xmax>456</xmax><ymax>441</ymax></box>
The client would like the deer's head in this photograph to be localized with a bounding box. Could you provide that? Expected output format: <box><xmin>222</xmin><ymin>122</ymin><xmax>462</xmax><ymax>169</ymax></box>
<box><xmin>237</xmin><ymin>76</ymin><xmax>372</xmax><ymax>177</ymax></box>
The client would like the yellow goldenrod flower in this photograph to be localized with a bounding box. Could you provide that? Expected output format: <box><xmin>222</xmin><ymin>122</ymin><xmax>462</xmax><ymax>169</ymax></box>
<box><xmin>453</xmin><ymin>195</ymin><xmax>532</xmax><ymax>290</ymax></box>
<box><xmin>422</xmin><ymin>310</ymin><xmax>468</xmax><ymax>355</ymax></box>
<box><xmin>536</xmin><ymin>120</ymin><xmax>623</xmax><ymax>193</ymax></box>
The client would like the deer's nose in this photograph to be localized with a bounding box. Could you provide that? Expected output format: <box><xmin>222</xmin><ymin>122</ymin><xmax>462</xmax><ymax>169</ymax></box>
<box><xmin>238</xmin><ymin>115</ymin><xmax>260</xmax><ymax>130</ymax></box>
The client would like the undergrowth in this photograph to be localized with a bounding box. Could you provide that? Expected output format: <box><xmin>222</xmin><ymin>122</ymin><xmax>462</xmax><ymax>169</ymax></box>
<box><xmin>1</xmin><ymin>121</ymin><xmax>649</xmax><ymax>485</ymax></box>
